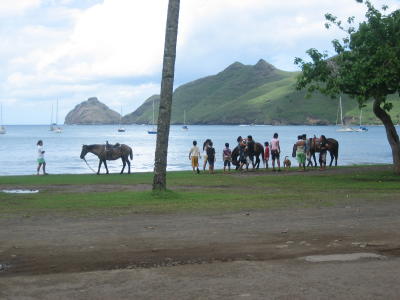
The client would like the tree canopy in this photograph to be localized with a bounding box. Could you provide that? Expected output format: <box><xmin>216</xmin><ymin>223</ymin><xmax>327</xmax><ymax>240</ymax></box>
<box><xmin>295</xmin><ymin>0</ymin><xmax>400</xmax><ymax>173</ymax></box>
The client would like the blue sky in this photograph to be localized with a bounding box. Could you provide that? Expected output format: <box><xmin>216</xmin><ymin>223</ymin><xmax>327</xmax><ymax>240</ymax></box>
<box><xmin>1</xmin><ymin>0</ymin><xmax>399</xmax><ymax>124</ymax></box>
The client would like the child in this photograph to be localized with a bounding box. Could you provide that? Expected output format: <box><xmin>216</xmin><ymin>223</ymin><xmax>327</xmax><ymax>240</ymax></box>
<box><xmin>222</xmin><ymin>143</ymin><xmax>232</xmax><ymax>173</ymax></box>
<box><xmin>206</xmin><ymin>141</ymin><xmax>216</xmax><ymax>174</ymax></box>
<box><xmin>264</xmin><ymin>141</ymin><xmax>270</xmax><ymax>169</ymax></box>
<box><xmin>36</xmin><ymin>140</ymin><xmax>48</xmax><ymax>175</ymax></box>
<box><xmin>189</xmin><ymin>140</ymin><xmax>201</xmax><ymax>174</ymax></box>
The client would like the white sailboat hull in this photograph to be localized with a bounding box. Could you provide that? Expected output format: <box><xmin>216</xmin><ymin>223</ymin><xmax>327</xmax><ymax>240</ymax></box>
<box><xmin>336</xmin><ymin>127</ymin><xmax>356</xmax><ymax>132</ymax></box>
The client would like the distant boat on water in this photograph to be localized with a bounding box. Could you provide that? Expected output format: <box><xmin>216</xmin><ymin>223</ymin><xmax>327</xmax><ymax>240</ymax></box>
<box><xmin>118</xmin><ymin>106</ymin><xmax>125</xmax><ymax>132</ymax></box>
<box><xmin>336</xmin><ymin>96</ymin><xmax>356</xmax><ymax>132</ymax></box>
<box><xmin>51</xmin><ymin>100</ymin><xmax>62</xmax><ymax>133</ymax></box>
<box><xmin>0</xmin><ymin>104</ymin><xmax>6</xmax><ymax>134</ymax></box>
<box><xmin>354</xmin><ymin>109</ymin><xmax>368</xmax><ymax>132</ymax></box>
<box><xmin>148</xmin><ymin>98</ymin><xmax>157</xmax><ymax>134</ymax></box>
<box><xmin>182</xmin><ymin>110</ymin><xmax>188</xmax><ymax>130</ymax></box>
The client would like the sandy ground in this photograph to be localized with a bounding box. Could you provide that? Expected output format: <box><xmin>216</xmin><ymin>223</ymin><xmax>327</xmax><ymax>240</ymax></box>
<box><xmin>1</xmin><ymin>198</ymin><xmax>400</xmax><ymax>299</ymax></box>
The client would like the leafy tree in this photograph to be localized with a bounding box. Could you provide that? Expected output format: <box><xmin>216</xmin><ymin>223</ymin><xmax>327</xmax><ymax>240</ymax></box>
<box><xmin>295</xmin><ymin>0</ymin><xmax>400</xmax><ymax>174</ymax></box>
<box><xmin>153</xmin><ymin>0</ymin><xmax>181</xmax><ymax>190</ymax></box>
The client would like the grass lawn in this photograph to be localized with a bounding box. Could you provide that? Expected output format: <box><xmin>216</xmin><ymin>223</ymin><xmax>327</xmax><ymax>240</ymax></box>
<box><xmin>0</xmin><ymin>166</ymin><xmax>399</xmax><ymax>216</ymax></box>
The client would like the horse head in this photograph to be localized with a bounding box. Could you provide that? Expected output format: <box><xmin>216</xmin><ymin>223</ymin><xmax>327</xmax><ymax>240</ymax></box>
<box><xmin>80</xmin><ymin>145</ymin><xmax>89</xmax><ymax>159</ymax></box>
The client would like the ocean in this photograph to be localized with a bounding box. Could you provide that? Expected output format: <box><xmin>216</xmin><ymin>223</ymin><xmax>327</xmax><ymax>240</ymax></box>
<box><xmin>0</xmin><ymin>124</ymin><xmax>394</xmax><ymax>175</ymax></box>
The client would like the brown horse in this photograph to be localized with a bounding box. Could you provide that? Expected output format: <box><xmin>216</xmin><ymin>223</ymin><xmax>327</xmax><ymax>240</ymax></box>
<box><xmin>232</xmin><ymin>142</ymin><xmax>265</xmax><ymax>170</ymax></box>
<box><xmin>308</xmin><ymin>137</ymin><xmax>339</xmax><ymax>167</ymax></box>
<box><xmin>80</xmin><ymin>143</ymin><xmax>133</xmax><ymax>174</ymax></box>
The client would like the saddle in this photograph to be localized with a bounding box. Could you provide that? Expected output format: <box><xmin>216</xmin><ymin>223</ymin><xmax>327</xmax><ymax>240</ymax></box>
<box><xmin>105</xmin><ymin>142</ymin><xmax>121</xmax><ymax>159</ymax></box>
<box><xmin>105</xmin><ymin>141</ymin><xmax>121</xmax><ymax>150</ymax></box>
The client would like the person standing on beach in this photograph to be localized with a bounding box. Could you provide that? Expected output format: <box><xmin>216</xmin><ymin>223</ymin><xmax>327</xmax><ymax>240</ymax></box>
<box><xmin>271</xmin><ymin>133</ymin><xmax>281</xmax><ymax>171</ymax></box>
<box><xmin>206</xmin><ymin>141</ymin><xmax>216</xmax><ymax>174</ymax></box>
<box><xmin>36</xmin><ymin>140</ymin><xmax>48</xmax><ymax>175</ymax></box>
<box><xmin>296</xmin><ymin>135</ymin><xmax>306</xmax><ymax>171</ymax></box>
<box><xmin>222</xmin><ymin>143</ymin><xmax>232</xmax><ymax>173</ymax></box>
<box><xmin>202</xmin><ymin>139</ymin><xmax>211</xmax><ymax>171</ymax></box>
<box><xmin>319</xmin><ymin>135</ymin><xmax>328</xmax><ymax>171</ymax></box>
<box><xmin>237</xmin><ymin>136</ymin><xmax>247</xmax><ymax>171</ymax></box>
<box><xmin>189</xmin><ymin>140</ymin><xmax>201</xmax><ymax>174</ymax></box>
<box><xmin>264</xmin><ymin>141</ymin><xmax>270</xmax><ymax>169</ymax></box>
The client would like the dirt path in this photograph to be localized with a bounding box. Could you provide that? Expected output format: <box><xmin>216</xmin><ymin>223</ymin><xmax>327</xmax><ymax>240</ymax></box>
<box><xmin>1</xmin><ymin>201</ymin><xmax>400</xmax><ymax>275</ymax></box>
<box><xmin>1</xmin><ymin>166</ymin><xmax>400</xmax><ymax>298</ymax></box>
<box><xmin>1</xmin><ymin>203</ymin><xmax>400</xmax><ymax>299</ymax></box>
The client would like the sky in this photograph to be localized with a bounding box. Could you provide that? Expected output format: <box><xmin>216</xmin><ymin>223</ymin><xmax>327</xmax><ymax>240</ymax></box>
<box><xmin>0</xmin><ymin>0</ymin><xmax>399</xmax><ymax>124</ymax></box>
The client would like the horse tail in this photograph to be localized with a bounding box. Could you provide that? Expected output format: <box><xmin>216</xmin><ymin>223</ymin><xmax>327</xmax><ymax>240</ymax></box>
<box><xmin>335</xmin><ymin>141</ymin><xmax>339</xmax><ymax>161</ymax></box>
<box><xmin>129</xmin><ymin>147</ymin><xmax>133</xmax><ymax>160</ymax></box>
<box><xmin>231</xmin><ymin>146</ymin><xmax>239</xmax><ymax>166</ymax></box>
<box><xmin>259</xmin><ymin>143</ymin><xmax>265</xmax><ymax>163</ymax></box>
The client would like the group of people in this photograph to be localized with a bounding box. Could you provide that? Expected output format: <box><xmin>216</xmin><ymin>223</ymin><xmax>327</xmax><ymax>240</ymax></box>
<box><xmin>294</xmin><ymin>134</ymin><xmax>329</xmax><ymax>171</ymax></box>
<box><xmin>188</xmin><ymin>139</ymin><xmax>220</xmax><ymax>174</ymax></box>
<box><xmin>188</xmin><ymin>133</ymin><xmax>283</xmax><ymax>174</ymax></box>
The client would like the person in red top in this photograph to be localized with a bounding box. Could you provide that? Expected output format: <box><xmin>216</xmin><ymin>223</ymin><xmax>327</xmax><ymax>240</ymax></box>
<box><xmin>264</xmin><ymin>141</ymin><xmax>270</xmax><ymax>169</ymax></box>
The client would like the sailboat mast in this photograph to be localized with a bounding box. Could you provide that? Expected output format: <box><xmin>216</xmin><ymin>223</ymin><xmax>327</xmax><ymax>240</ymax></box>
<box><xmin>51</xmin><ymin>104</ymin><xmax>54</xmax><ymax>125</ymax></box>
<box><xmin>339</xmin><ymin>96</ymin><xmax>343</xmax><ymax>126</ymax></box>
<box><xmin>56</xmin><ymin>100</ymin><xmax>59</xmax><ymax>125</ymax></box>
<box><xmin>152</xmin><ymin>98</ymin><xmax>155</xmax><ymax>125</ymax></box>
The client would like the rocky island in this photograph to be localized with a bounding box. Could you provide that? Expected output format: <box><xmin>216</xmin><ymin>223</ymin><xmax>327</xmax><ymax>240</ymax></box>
<box><xmin>64</xmin><ymin>97</ymin><xmax>120</xmax><ymax>125</ymax></box>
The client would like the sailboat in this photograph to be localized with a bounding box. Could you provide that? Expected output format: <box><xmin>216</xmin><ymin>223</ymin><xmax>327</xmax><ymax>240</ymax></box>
<box><xmin>49</xmin><ymin>104</ymin><xmax>56</xmax><ymax>131</ymax></box>
<box><xmin>0</xmin><ymin>104</ymin><xmax>6</xmax><ymax>134</ymax></box>
<box><xmin>354</xmin><ymin>109</ymin><xmax>368</xmax><ymax>132</ymax></box>
<box><xmin>53</xmin><ymin>100</ymin><xmax>62</xmax><ymax>133</ymax></box>
<box><xmin>147</xmin><ymin>98</ymin><xmax>157</xmax><ymax>134</ymax></box>
<box><xmin>182</xmin><ymin>110</ymin><xmax>188</xmax><ymax>130</ymax></box>
<box><xmin>336</xmin><ymin>96</ymin><xmax>355</xmax><ymax>132</ymax></box>
<box><xmin>118</xmin><ymin>106</ymin><xmax>126</xmax><ymax>132</ymax></box>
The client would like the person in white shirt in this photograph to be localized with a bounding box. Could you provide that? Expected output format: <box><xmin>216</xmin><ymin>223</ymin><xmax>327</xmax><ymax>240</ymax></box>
<box><xmin>189</xmin><ymin>140</ymin><xmax>201</xmax><ymax>174</ymax></box>
<box><xmin>36</xmin><ymin>140</ymin><xmax>48</xmax><ymax>175</ymax></box>
<box><xmin>270</xmin><ymin>133</ymin><xmax>281</xmax><ymax>171</ymax></box>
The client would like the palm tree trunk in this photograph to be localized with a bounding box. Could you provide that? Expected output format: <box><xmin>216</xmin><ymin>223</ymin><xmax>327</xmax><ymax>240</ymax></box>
<box><xmin>153</xmin><ymin>0</ymin><xmax>181</xmax><ymax>190</ymax></box>
<box><xmin>373</xmin><ymin>98</ymin><xmax>400</xmax><ymax>174</ymax></box>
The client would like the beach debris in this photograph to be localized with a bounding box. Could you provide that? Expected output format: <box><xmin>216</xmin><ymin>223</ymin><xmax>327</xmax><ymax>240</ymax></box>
<box><xmin>367</xmin><ymin>242</ymin><xmax>386</xmax><ymax>247</ymax></box>
<box><xmin>0</xmin><ymin>263</ymin><xmax>10</xmax><ymax>272</ymax></box>
<box><xmin>2</xmin><ymin>189</ymin><xmax>39</xmax><ymax>194</ymax></box>
<box><xmin>302</xmin><ymin>252</ymin><xmax>385</xmax><ymax>263</ymax></box>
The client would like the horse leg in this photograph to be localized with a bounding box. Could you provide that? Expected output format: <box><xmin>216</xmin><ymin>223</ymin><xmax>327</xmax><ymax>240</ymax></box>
<box><xmin>120</xmin><ymin>157</ymin><xmax>126</xmax><ymax>174</ymax></box>
<box><xmin>329</xmin><ymin>151</ymin><xmax>334</xmax><ymax>167</ymax></box>
<box><xmin>312</xmin><ymin>153</ymin><xmax>317</xmax><ymax>167</ymax></box>
<box><xmin>97</xmin><ymin>160</ymin><xmax>103</xmax><ymax>175</ymax></box>
<box><xmin>127</xmin><ymin>158</ymin><xmax>131</xmax><ymax>174</ymax></box>
<box><xmin>255</xmin><ymin>155</ymin><xmax>260</xmax><ymax>169</ymax></box>
<box><xmin>104</xmin><ymin>160</ymin><xmax>109</xmax><ymax>174</ymax></box>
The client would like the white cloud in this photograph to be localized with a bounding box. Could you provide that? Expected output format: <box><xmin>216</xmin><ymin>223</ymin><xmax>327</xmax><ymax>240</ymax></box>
<box><xmin>0</xmin><ymin>0</ymin><xmax>41</xmax><ymax>16</ymax></box>
<box><xmin>1</xmin><ymin>0</ymin><xmax>400</xmax><ymax>124</ymax></box>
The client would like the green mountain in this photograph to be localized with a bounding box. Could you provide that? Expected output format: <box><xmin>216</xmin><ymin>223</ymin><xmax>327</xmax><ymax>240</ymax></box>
<box><xmin>122</xmin><ymin>59</ymin><xmax>400</xmax><ymax>125</ymax></box>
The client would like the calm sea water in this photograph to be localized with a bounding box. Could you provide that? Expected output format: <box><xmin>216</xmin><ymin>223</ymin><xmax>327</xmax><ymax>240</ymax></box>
<box><xmin>0</xmin><ymin>124</ymin><xmax>395</xmax><ymax>175</ymax></box>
